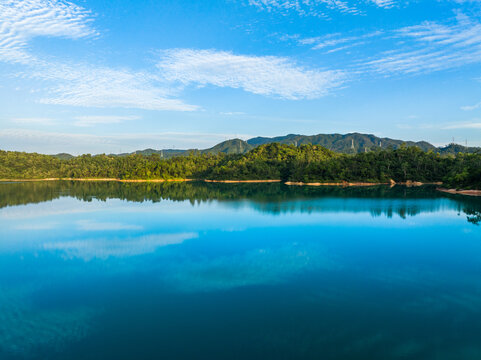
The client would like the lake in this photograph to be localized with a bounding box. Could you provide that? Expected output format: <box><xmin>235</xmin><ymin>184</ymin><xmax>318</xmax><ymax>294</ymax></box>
<box><xmin>1</xmin><ymin>181</ymin><xmax>481</xmax><ymax>360</ymax></box>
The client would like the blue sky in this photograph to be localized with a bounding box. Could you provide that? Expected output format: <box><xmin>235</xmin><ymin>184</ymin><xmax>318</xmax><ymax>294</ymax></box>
<box><xmin>1</xmin><ymin>0</ymin><xmax>481</xmax><ymax>154</ymax></box>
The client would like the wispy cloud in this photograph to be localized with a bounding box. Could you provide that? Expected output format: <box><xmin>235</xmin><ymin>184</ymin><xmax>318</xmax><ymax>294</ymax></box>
<box><xmin>247</xmin><ymin>0</ymin><xmax>397</xmax><ymax>17</ymax></box>
<box><xmin>247</xmin><ymin>0</ymin><xmax>361</xmax><ymax>17</ymax></box>
<box><xmin>369</xmin><ymin>0</ymin><xmax>396</xmax><ymax>8</ymax></box>
<box><xmin>365</xmin><ymin>12</ymin><xmax>481</xmax><ymax>74</ymax></box>
<box><xmin>461</xmin><ymin>102</ymin><xmax>481</xmax><ymax>111</ymax></box>
<box><xmin>25</xmin><ymin>61</ymin><xmax>199</xmax><ymax>111</ymax></box>
<box><xmin>0</xmin><ymin>0</ymin><xmax>97</xmax><ymax>64</ymax></box>
<box><xmin>219</xmin><ymin>111</ymin><xmax>246</xmax><ymax>116</ymax></box>
<box><xmin>285</xmin><ymin>31</ymin><xmax>383</xmax><ymax>54</ymax></box>
<box><xmin>0</xmin><ymin>0</ymin><xmax>198</xmax><ymax>112</ymax></box>
<box><xmin>443</xmin><ymin>121</ymin><xmax>481</xmax><ymax>129</ymax></box>
<box><xmin>10</xmin><ymin>117</ymin><xmax>56</xmax><ymax>126</ymax></box>
<box><xmin>156</xmin><ymin>49</ymin><xmax>345</xmax><ymax>100</ymax></box>
<box><xmin>73</xmin><ymin>115</ymin><xmax>140</xmax><ymax>127</ymax></box>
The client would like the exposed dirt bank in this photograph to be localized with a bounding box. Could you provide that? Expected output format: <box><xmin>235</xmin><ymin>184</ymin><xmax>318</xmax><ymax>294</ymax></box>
<box><xmin>284</xmin><ymin>181</ymin><xmax>387</xmax><ymax>186</ymax></box>
<box><xmin>204</xmin><ymin>179</ymin><xmax>282</xmax><ymax>183</ymax></box>
<box><xmin>437</xmin><ymin>188</ymin><xmax>481</xmax><ymax>197</ymax></box>
<box><xmin>284</xmin><ymin>180</ymin><xmax>443</xmax><ymax>187</ymax></box>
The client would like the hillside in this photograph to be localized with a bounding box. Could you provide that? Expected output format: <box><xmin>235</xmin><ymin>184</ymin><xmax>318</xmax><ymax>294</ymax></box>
<box><xmin>2</xmin><ymin>144</ymin><xmax>480</xmax><ymax>189</ymax></box>
<box><xmin>84</xmin><ymin>133</ymin><xmax>480</xmax><ymax>158</ymax></box>
<box><xmin>437</xmin><ymin>143</ymin><xmax>481</xmax><ymax>155</ymax></box>
<box><xmin>201</xmin><ymin>139</ymin><xmax>253</xmax><ymax>155</ymax></box>
<box><xmin>53</xmin><ymin>153</ymin><xmax>74</xmax><ymax>160</ymax></box>
<box><xmin>247</xmin><ymin>133</ymin><xmax>437</xmax><ymax>153</ymax></box>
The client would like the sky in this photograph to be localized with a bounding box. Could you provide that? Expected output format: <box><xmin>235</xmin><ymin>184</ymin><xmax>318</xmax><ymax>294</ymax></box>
<box><xmin>1</xmin><ymin>0</ymin><xmax>481</xmax><ymax>154</ymax></box>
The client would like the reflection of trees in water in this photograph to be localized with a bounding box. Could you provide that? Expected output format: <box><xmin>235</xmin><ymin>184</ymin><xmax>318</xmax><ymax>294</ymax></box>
<box><xmin>0</xmin><ymin>181</ymin><xmax>480</xmax><ymax>224</ymax></box>
<box><xmin>444</xmin><ymin>194</ymin><xmax>481</xmax><ymax>226</ymax></box>
<box><xmin>465</xmin><ymin>209</ymin><xmax>481</xmax><ymax>225</ymax></box>
<box><xmin>370</xmin><ymin>205</ymin><xmax>422</xmax><ymax>218</ymax></box>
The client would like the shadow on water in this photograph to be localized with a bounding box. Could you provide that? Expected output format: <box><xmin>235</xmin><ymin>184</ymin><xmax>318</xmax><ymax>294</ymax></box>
<box><xmin>0</xmin><ymin>180</ymin><xmax>480</xmax><ymax>224</ymax></box>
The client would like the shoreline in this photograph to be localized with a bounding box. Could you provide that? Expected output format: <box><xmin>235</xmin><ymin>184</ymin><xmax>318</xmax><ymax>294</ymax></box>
<box><xmin>437</xmin><ymin>188</ymin><xmax>481</xmax><ymax>197</ymax></box>
<box><xmin>204</xmin><ymin>179</ymin><xmax>281</xmax><ymax>183</ymax></box>
<box><xmin>0</xmin><ymin>178</ymin><xmax>193</xmax><ymax>183</ymax></box>
<box><xmin>1</xmin><ymin>178</ymin><xmax>479</xmax><ymax>197</ymax></box>
<box><xmin>284</xmin><ymin>181</ymin><xmax>388</xmax><ymax>186</ymax></box>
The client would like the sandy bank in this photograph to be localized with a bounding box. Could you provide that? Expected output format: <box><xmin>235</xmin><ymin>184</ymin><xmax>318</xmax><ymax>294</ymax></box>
<box><xmin>284</xmin><ymin>181</ymin><xmax>387</xmax><ymax>186</ymax></box>
<box><xmin>204</xmin><ymin>179</ymin><xmax>281</xmax><ymax>183</ymax></box>
<box><xmin>285</xmin><ymin>180</ymin><xmax>443</xmax><ymax>187</ymax></box>
<box><xmin>437</xmin><ymin>188</ymin><xmax>481</xmax><ymax>197</ymax></box>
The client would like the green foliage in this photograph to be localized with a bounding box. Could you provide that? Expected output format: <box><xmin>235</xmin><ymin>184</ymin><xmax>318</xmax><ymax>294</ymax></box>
<box><xmin>1</xmin><ymin>143</ymin><xmax>480</xmax><ymax>189</ymax></box>
<box><xmin>442</xmin><ymin>153</ymin><xmax>481</xmax><ymax>189</ymax></box>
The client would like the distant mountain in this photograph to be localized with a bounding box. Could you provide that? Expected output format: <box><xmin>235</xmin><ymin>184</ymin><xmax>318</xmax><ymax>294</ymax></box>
<box><xmin>105</xmin><ymin>133</ymin><xmax>480</xmax><ymax>158</ymax></box>
<box><xmin>111</xmin><ymin>148</ymin><xmax>188</xmax><ymax>158</ymax></box>
<box><xmin>132</xmin><ymin>149</ymin><xmax>187</xmax><ymax>158</ymax></box>
<box><xmin>116</xmin><ymin>139</ymin><xmax>253</xmax><ymax>158</ymax></box>
<box><xmin>53</xmin><ymin>153</ymin><xmax>74</xmax><ymax>160</ymax></box>
<box><xmin>437</xmin><ymin>143</ymin><xmax>481</xmax><ymax>155</ymax></box>
<box><xmin>247</xmin><ymin>133</ymin><xmax>437</xmax><ymax>153</ymax></box>
<box><xmin>201</xmin><ymin>139</ymin><xmax>253</xmax><ymax>155</ymax></box>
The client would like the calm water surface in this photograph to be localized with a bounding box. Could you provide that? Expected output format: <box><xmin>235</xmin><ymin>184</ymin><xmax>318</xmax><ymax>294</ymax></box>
<box><xmin>1</xmin><ymin>181</ymin><xmax>481</xmax><ymax>360</ymax></box>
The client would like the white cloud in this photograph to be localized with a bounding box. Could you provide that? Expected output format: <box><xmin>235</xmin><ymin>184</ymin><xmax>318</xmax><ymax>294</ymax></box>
<box><xmin>461</xmin><ymin>102</ymin><xmax>481</xmax><ymax>111</ymax></box>
<box><xmin>219</xmin><ymin>111</ymin><xmax>246</xmax><ymax>116</ymax></box>
<box><xmin>1</xmin><ymin>1</ymin><xmax>347</xmax><ymax>112</ymax></box>
<box><xmin>292</xmin><ymin>31</ymin><xmax>383</xmax><ymax>53</ymax></box>
<box><xmin>247</xmin><ymin>0</ymin><xmax>397</xmax><ymax>17</ymax></box>
<box><xmin>443</xmin><ymin>121</ymin><xmax>481</xmax><ymax>129</ymax></box>
<box><xmin>0</xmin><ymin>1</ymin><xmax>198</xmax><ymax>112</ymax></box>
<box><xmin>156</xmin><ymin>49</ymin><xmax>345</xmax><ymax>100</ymax></box>
<box><xmin>369</xmin><ymin>0</ymin><xmax>396</xmax><ymax>8</ymax></box>
<box><xmin>0</xmin><ymin>0</ymin><xmax>97</xmax><ymax>64</ymax></box>
<box><xmin>26</xmin><ymin>62</ymin><xmax>199</xmax><ymax>111</ymax></box>
<box><xmin>10</xmin><ymin>117</ymin><xmax>56</xmax><ymax>126</ymax></box>
<box><xmin>366</xmin><ymin>12</ymin><xmax>481</xmax><ymax>74</ymax></box>
<box><xmin>247</xmin><ymin>0</ymin><xmax>359</xmax><ymax>16</ymax></box>
<box><xmin>73</xmin><ymin>115</ymin><xmax>140</xmax><ymax>127</ymax></box>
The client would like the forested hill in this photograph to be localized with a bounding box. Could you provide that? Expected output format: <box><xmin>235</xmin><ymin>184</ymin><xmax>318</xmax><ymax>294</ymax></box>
<box><xmin>113</xmin><ymin>139</ymin><xmax>254</xmax><ymax>159</ymax></box>
<box><xmin>247</xmin><ymin>133</ymin><xmax>435</xmax><ymax>153</ymax></box>
<box><xmin>1</xmin><ymin>143</ymin><xmax>480</xmax><ymax>189</ymax></box>
<box><xmin>110</xmin><ymin>133</ymin><xmax>481</xmax><ymax>158</ymax></box>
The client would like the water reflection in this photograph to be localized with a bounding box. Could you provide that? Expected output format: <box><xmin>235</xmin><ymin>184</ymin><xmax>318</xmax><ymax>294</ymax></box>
<box><xmin>1</xmin><ymin>181</ymin><xmax>481</xmax><ymax>360</ymax></box>
<box><xmin>1</xmin><ymin>181</ymin><xmax>480</xmax><ymax>223</ymax></box>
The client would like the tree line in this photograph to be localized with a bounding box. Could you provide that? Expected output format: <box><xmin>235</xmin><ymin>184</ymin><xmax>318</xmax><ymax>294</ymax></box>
<box><xmin>0</xmin><ymin>143</ymin><xmax>480</xmax><ymax>189</ymax></box>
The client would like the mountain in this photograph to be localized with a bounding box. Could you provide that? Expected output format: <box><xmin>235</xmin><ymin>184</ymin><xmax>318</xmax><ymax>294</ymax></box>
<box><xmin>112</xmin><ymin>148</ymin><xmax>188</xmax><ymax>158</ymax></box>
<box><xmin>109</xmin><ymin>133</ymin><xmax>480</xmax><ymax>158</ymax></box>
<box><xmin>247</xmin><ymin>133</ymin><xmax>436</xmax><ymax>153</ymax></box>
<box><xmin>437</xmin><ymin>143</ymin><xmax>481</xmax><ymax>155</ymax></box>
<box><xmin>53</xmin><ymin>153</ymin><xmax>74</xmax><ymax>160</ymax></box>
<box><xmin>132</xmin><ymin>149</ymin><xmax>187</xmax><ymax>158</ymax></box>
<box><xmin>201</xmin><ymin>139</ymin><xmax>253</xmax><ymax>155</ymax></box>
<box><xmin>116</xmin><ymin>139</ymin><xmax>253</xmax><ymax>158</ymax></box>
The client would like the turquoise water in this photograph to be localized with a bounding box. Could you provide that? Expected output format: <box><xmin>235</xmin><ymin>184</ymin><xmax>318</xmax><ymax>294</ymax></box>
<box><xmin>1</xmin><ymin>181</ymin><xmax>481</xmax><ymax>360</ymax></box>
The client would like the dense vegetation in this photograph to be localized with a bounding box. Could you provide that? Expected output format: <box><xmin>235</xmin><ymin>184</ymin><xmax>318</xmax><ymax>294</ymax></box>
<box><xmin>1</xmin><ymin>181</ymin><xmax>480</xmax><ymax>224</ymax></box>
<box><xmin>1</xmin><ymin>143</ymin><xmax>480</xmax><ymax>189</ymax></box>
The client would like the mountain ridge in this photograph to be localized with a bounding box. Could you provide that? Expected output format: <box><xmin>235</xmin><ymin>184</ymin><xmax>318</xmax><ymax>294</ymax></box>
<box><xmin>52</xmin><ymin>133</ymin><xmax>480</xmax><ymax>158</ymax></box>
